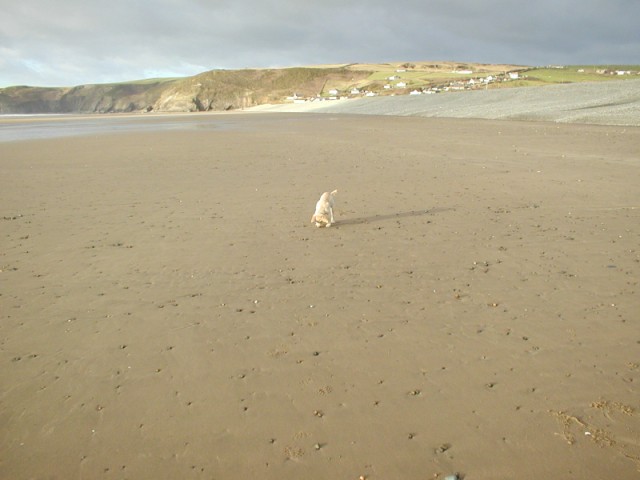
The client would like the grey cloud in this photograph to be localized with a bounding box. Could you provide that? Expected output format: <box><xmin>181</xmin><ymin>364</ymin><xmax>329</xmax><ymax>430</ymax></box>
<box><xmin>0</xmin><ymin>0</ymin><xmax>638</xmax><ymax>87</ymax></box>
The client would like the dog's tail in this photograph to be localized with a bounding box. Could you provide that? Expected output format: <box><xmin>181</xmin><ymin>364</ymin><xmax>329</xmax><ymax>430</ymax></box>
<box><xmin>331</xmin><ymin>189</ymin><xmax>338</xmax><ymax>195</ymax></box>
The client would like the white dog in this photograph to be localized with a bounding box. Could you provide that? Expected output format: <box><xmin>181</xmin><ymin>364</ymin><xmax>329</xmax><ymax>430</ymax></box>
<box><xmin>311</xmin><ymin>190</ymin><xmax>338</xmax><ymax>227</ymax></box>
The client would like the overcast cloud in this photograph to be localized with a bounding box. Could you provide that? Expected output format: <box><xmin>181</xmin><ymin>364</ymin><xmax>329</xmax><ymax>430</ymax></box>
<box><xmin>1</xmin><ymin>0</ymin><xmax>638</xmax><ymax>87</ymax></box>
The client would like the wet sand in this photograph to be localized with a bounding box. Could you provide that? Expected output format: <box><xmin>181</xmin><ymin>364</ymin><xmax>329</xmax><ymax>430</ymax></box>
<box><xmin>1</xmin><ymin>113</ymin><xmax>639</xmax><ymax>479</ymax></box>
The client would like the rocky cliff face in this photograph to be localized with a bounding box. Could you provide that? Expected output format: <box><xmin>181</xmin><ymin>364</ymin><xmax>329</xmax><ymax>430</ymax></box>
<box><xmin>0</xmin><ymin>67</ymin><xmax>369</xmax><ymax>114</ymax></box>
<box><xmin>0</xmin><ymin>81</ymin><xmax>184</xmax><ymax>114</ymax></box>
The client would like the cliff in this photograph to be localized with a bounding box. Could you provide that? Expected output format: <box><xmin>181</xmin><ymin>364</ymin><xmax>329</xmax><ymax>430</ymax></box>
<box><xmin>0</xmin><ymin>67</ymin><xmax>370</xmax><ymax>114</ymax></box>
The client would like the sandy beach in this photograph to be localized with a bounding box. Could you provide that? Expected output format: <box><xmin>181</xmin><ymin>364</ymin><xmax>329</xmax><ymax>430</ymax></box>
<box><xmin>1</xmin><ymin>112</ymin><xmax>639</xmax><ymax>479</ymax></box>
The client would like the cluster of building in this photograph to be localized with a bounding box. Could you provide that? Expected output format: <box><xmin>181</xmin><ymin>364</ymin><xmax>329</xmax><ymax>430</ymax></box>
<box><xmin>286</xmin><ymin>69</ymin><xmax>526</xmax><ymax>103</ymax></box>
<box><xmin>593</xmin><ymin>69</ymin><xmax>639</xmax><ymax>76</ymax></box>
<box><xmin>404</xmin><ymin>71</ymin><xmax>522</xmax><ymax>95</ymax></box>
<box><xmin>286</xmin><ymin>65</ymin><xmax>640</xmax><ymax>104</ymax></box>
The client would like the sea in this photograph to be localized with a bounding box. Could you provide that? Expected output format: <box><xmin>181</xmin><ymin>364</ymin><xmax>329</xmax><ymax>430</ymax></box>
<box><xmin>0</xmin><ymin>112</ymin><xmax>283</xmax><ymax>142</ymax></box>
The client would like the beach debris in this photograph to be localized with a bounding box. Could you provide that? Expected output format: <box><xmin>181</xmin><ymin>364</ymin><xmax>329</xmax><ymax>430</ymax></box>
<box><xmin>313</xmin><ymin>410</ymin><xmax>324</xmax><ymax>418</ymax></box>
<box><xmin>591</xmin><ymin>400</ymin><xmax>634</xmax><ymax>415</ymax></box>
<box><xmin>436</xmin><ymin>443</ymin><xmax>452</xmax><ymax>454</ymax></box>
<box><xmin>283</xmin><ymin>446</ymin><xmax>304</xmax><ymax>459</ymax></box>
<box><xmin>443</xmin><ymin>475</ymin><xmax>459</xmax><ymax>480</ymax></box>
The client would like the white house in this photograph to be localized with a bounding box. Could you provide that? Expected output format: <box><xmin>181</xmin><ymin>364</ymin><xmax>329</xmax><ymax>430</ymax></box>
<box><xmin>395</xmin><ymin>82</ymin><xmax>407</xmax><ymax>88</ymax></box>
<box><xmin>508</xmin><ymin>72</ymin><xmax>519</xmax><ymax>79</ymax></box>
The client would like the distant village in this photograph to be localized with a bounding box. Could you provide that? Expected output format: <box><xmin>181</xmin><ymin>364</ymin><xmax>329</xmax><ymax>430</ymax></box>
<box><xmin>285</xmin><ymin>68</ymin><xmax>523</xmax><ymax>104</ymax></box>
<box><xmin>285</xmin><ymin>66</ymin><xmax>640</xmax><ymax>104</ymax></box>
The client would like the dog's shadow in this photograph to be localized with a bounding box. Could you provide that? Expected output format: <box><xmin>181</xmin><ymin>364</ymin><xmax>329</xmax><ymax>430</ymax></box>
<box><xmin>334</xmin><ymin>207</ymin><xmax>453</xmax><ymax>226</ymax></box>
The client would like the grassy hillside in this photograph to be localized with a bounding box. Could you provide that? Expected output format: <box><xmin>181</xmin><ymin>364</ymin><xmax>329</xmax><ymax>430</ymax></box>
<box><xmin>0</xmin><ymin>67</ymin><xmax>373</xmax><ymax>113</ymax></box>
<box><xmin>1</xmin><ymin>62</ymin><xmax>637</xmax><ymax>114</ymax></box>
<box><xmin>501</xmin><ymin>65</ymin><xmax>640</xmax><ymax>88</ymax></box>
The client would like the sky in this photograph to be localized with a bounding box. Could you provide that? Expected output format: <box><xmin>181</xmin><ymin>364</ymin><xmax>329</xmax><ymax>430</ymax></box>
<box><xmin>1</xmin><ymin>0</ymin><xmax>639</xmax><ymax>88</ymax></box>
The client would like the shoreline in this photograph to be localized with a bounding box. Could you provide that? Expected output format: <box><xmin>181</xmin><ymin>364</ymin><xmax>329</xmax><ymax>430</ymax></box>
<box><xmin>1</xmin><ymin>79</ymin><xmax>639</xmax><ymax>136</ymax></box>
<box><xmin>246</xmin><ymin>79</ymin><xmax>640</xmax><ymax>126</ymax></box>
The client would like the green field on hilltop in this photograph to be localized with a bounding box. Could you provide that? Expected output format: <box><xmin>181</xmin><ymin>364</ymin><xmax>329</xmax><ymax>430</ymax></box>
<box><xmin>522</xmin><ymin>66</ymin><xmax>640</xmax><ymax>84</ymax></box>
<box><xmin>366</xmin><ymin>70</ymin><xmax>478</xmax><ymax>82</ymax></box>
